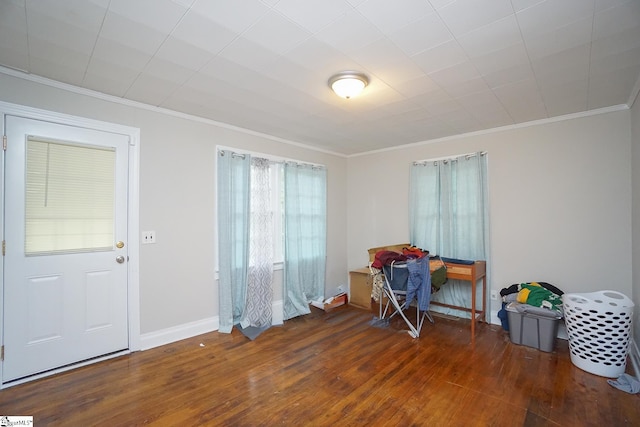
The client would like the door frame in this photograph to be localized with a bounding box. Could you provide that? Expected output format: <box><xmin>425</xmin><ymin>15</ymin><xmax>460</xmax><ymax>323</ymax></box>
<box><xmin>0</xmin><ymin>100</ymin><xmax>140</xmax><ymax>388</ymax></box>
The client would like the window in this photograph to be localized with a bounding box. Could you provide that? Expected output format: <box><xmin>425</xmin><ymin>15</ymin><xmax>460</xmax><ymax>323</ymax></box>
<box><xmin>25</xmin><ymin>136</ymin><xmax>115</xmax><ymax>255</ymax></box>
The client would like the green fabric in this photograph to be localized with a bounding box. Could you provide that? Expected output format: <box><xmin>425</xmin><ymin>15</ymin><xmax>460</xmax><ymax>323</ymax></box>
<box><xmin>431</xmin><ymin>265</ymin><xmax>447</xmax><ymax>290</ymax></box>
<box><xmin>520</xmin><ymin>283</ymin><xmax>562</xmax><ymax>311</ymax></box>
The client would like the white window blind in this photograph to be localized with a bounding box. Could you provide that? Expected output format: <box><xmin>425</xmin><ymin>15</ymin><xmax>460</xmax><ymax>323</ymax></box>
<box><xmin>25</xmin><ymin>136</ymin><xmax>116</xmax><ymax>255</ymax></box>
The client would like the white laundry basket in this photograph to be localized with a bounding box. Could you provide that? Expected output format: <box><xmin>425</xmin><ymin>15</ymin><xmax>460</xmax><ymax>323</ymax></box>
<box><xmin>562</xmin><ymin>291</ymin><xmax>634</xmax><ymax>378</ymax></box>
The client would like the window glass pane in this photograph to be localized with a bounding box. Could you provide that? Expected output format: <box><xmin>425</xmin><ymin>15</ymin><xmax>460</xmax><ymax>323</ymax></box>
<box><xmin>25</xmin><ymin>136</ymin><xmax>116</xmax><ymax>255</ymax></box>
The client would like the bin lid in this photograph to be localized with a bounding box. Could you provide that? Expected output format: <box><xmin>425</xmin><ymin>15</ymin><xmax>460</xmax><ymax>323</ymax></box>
<box><xmin>506</xmin><ymin>302</ymin><xmax>562</xmax><ymax>319</ymax></box>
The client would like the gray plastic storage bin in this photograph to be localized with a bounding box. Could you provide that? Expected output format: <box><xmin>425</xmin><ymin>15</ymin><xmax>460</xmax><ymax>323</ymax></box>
<box><xmin>506</xmin><ymin>303</ymin><xmax>562</xmax><ymax>352</ymax></box>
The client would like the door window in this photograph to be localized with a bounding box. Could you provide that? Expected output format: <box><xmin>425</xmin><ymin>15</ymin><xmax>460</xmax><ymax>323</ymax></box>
<box><xmin>25</xmin><ymin>136</ymin><xmax>116</xmax><ymax>255</ymax></box>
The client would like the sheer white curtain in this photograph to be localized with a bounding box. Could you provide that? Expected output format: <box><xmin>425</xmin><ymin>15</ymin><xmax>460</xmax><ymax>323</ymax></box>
<box><xmin>244</xmin><ymin>157</ymin><xmax>274</xmax><ymax>328</ymax></box>
<box><xmin>283</xmin><ymin>162</ymin><xmax>327</xmax><ymax>320</ymax></box>
<box><xmin>217</xmin><ymin>152</ymin><xmax>276</xmax><ymax>332</ymax></box>
<box><xmin>409</xmin><ymin>152</ymin><xmax>489</xmax><ymax>317</ymax></box>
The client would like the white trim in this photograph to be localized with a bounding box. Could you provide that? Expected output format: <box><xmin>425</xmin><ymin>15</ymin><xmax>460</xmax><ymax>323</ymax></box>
<box><xmin>140</xmin><ymin>317</ymin><xmax>219</xmax><ymax>351</ymax></box>
<box><xmin>0</xmin><ymin>100</ymin><xmax>141</xmax><ymax>386</ymax></box>
<box><xmin>139</xmin><ymin>299</ymin><xmax>284</xmax><ymax>350</ymax></box>
<box><xmin>0</xmin><ymin>66</ymin><xmax>346</xmax><ymax>158</ymax></box>
<box><xmin>347</xmin><ymin>104</ymin><xmax>630</xmax><ymax>158</ymax></box>
<box><xmin>272</xmin><ymin>300</ymin><xmax>284</xmax><ymax>326</ymax></box>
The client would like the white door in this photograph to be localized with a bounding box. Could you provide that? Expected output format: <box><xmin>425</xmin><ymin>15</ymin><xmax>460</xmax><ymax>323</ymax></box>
<box><xmin>2</xmin><ymin>115</ymin><xmax>129</xmax><ymax>383</ymax></box>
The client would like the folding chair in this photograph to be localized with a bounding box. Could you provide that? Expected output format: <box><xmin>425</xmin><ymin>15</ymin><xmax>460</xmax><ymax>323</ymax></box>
<box><xmin>378</xmin><ymin>256</ymin><xmax>434</xmax><ymax>338</ymax></box>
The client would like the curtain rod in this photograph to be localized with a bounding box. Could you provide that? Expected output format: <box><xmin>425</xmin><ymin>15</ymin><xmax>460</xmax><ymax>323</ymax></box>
<box><xmin>217</xmin><ymin>148</ymin><xmax>326</xmax><ymax>169</ymax></box>
<box><xmin>413</xmin><ymin>151</ymin><xmax>487</xmax><ymax>166</ymax></box>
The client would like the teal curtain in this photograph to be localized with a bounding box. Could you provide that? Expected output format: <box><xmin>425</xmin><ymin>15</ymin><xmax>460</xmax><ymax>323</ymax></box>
<box><xmin>217</xmin><ymin>150</ymin><xmax>251</xmax><ymax>333</ymax></box>
<box><xmin>283</xmin><ymin>163</ymin><xmax>327</xmax><ymax>320</ymax></box>
<box><xmin>409</xmin><ymin>152</ymin><xmax>489</xmax><ymax>317</ymax></box>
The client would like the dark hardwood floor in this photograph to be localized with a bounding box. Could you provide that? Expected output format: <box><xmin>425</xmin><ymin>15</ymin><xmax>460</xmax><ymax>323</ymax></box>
<box><xmin>1</xmin><ymin>304</ymin><xmax>638</xmax><ymax>426</ymax></box>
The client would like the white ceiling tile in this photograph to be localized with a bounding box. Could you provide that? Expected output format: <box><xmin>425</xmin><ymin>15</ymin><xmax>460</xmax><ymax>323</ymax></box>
<box><xmin>99</xmin><ymin>11</ymin><xmax>167</xmax><ymax>56</ymax></box>
<box><xmin>191</xmin><ymin>0</ymin><xmax>270</xmax><ymax>34</ymax></box>
<box><xmin>171</xmin><ymin>11</ymin><xmax>237</xmax><ymax>55</ymax></box>
<box><xmin>217</xmin><ymin>36</ymin><xmax>281</xmax><ymax>73</ymax></box>
<box><xmin>199</xmin><ymin>56</ymin><xmax>258</xmax><ymax>86</ymax></box>
<box><xmin>284</xmin><ymin>38</ymin><xmax>352</xmax><ymax>78</ymax></box>
<box><xmin>516</xmin><ymin>0</ymin><xmax>594</xmax><ymax>40</ymax></box>
<box><xmin>313</xmin><ymin>10</ymin><xmax>384</xmax><ymax>54</ymax></box>
<box><xmin>28</xmin><ymin>54</ymin><xmax>86</xmax><ymax>86</ymax></box>
<box><xmin>91</xmin><ymin>37</ymin><xmax>152</xmax><ymax>71</ymax></box>
<box><xmin>531</xmin><ymin>44</ymin><xmax>590</xmax><ymax>87</ymax></box>
<box><xmin>0</xmin><ymin>45</ymin><xmax>29</xmax><ymax>73</ymax></box>
<box><xmin>510</xmin><ymin>0</ymin><xmax>545</xmax><ymax>12</ymax></box>
<box><xmin>588</xmin><ymin>65</ymin><xmax>640</xmax><ymax>108</ymax></box>
<box><xmin>28</xmin><ymin>36</ymin><xmax>91</xmax><ymax>76</ymax></box>
<box><xmin>240</xmin><ymin>10</ymin><xmax>311</xmax><ymax>55</ymax></box>
<box><xmin>457</xmin><ymin>15</ymin><xmax>522</xmax><ymax>57</ymax></box>
<box><xmin>125</xmin><ymin>73</ymin><xmax>181</xmax><ymax>106</ymax></box>
<box><xmin>27</xmin><ymin>11</ymin><xmax>99</xmax><ymax>57</ymax></box>
<box><xmin>83</xmin><ymin>61</ymin><xmax>139</xmax><ymax>97</ymax></box>
<box><xmin>357</xmin><ymin>0</ymin><xmax>435</xmax><ymax>34</ymax></box>
<box><xmin>388</xmin><ymin>13</ymin><xmax>453</xmax><ymax>56</ymax></box>
<box><xmin>520</xmin><ymin>15</ymin><xmax>593</xmax><ymax>60</ymax></box>
<box><xmin>595</xmin><ymin>0</ymin><xmax>633</xmax><ymax>12</ymax></box>
<box><xmin>590</xmin><ymin>46</ymin><xmax>640</xmax><ymax>76</ymax></box>
<box><xmin>481</xmin><ymin>62</ymin><xmax>536</xmax><ymax>89</ymax></box>
<box><xmin>108</xmin><ymin>0</ymin><xmax>186</xmax><ymax>33</ymax></box>
<box><xmin>444</xmin><ymin>77</ymin><xmax>490</xmax><ymax>98</ymax></box>
<box><xmin>428</xmin><ymin>60</ymin><xmax>480</xmax><ymax>86</ymax></box>
<box><xmin>26</xmin><ymin>0</ymin><xmax>107</xmax><ymax>33</ymax></box>
<box><xmin>474</xmin><ymin>114</ymin><xmax>514</xmax><ymax>129</ymax></box>
<box><xmin>275</xmin><ymin>0</ymin><xmax>353</xmax><ymax>33</ymax></box>
<box><xmin>154</xmin><ymin>36</ymin><xmax>215</xmax><ymax>72</ymax></box>
<box><xmin>429</xmin><ymin>0</ymin><xmax>456</xmax><ymax>10</ymax></box>
<box><xmin>437</xmin><ymin>0</ymin><xmax>513</xmax><ymax>37</ymax></box>
<box><xmin>493</xmin><ymin>78</ymin><xmax>548</xmax><ymax>122</ymax></box>
<box><xmin>472</xmin><ymin>42</ymin><xmax>530</xmax><ymax>76</ymax></box>
<box><xmin>140</xmin><ymin>57</ymin><xmax>194</xmax><ymax>84</ymax></box>
<box><xmin>456</xmin><ymin>89</ymin><xmax>504</xmax><ymax>112</ymax></box>
<box><xmin>171</xmin><ymin>0</ymin><xmax>196</xmax><ymax>7</ymax></box>
<box><xmin>353</xmin><ymin>38</ymin><xmax>425</xmax><ymax>84</ymax></box>
<box><xmin>393</xmin><ymin>75</ymin><xmax>441</xmax><ymax>97</ymax></box>
<box><xmin>539</xmin><ymin>78</ymin><xmax>588</xmax><ymax>116</ymax></box>
<box><xmin>412</xmin><ymin>40</ymin><xmax>468</xmax><ymax>74</ymax></box>
<box><xmin>593</xmin><ymin>0</ymin><xmax>640</xmax><ymax>40</ymax></box>
<box><xmin>511</xmin><ymin>0</ymin><xmax>547</xmax><ymax>12</ymax></box>
<box><xmin>0</xmin><ymin>0</ymin><xmax>28</xmax><ymax>71</ymax></box>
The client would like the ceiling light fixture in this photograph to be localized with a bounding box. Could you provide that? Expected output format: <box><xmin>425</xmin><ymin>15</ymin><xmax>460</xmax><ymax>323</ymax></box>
<box><xmin>328</xmin><ymin>71</ymin><xmax>369</xmax><ymax>99</ymax></box>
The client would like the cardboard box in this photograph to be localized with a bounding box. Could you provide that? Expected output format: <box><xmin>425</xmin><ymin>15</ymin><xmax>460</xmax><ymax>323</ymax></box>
<box><xmin>324</xmin><ymin>293</ymin><xmax>347</xmax><ymax>310</ymax></box>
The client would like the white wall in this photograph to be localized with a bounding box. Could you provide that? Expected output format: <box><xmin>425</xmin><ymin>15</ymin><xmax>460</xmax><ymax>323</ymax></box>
<box><xmin>0</xmin><ymin>72</ymin><xmax>348</xmax><ymax>336</ymax></box>
<box><xmin>347</xmin><ymin>109</ymin><xmax>633</xmax><ymax>316</ymax></box>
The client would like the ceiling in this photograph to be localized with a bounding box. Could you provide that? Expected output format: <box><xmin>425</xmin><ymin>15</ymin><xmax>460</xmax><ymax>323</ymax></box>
<box><xmin>1</xmin><ymin>0</ymin><xmax>639</xmax><ymax>155</ymax></box>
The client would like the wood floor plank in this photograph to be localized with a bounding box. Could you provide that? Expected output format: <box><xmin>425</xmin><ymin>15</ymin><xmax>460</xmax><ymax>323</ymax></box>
<box><xmin>1</xmin><ymin>305</ymin><xmax>638</xmax><ymax>426</ymax></box>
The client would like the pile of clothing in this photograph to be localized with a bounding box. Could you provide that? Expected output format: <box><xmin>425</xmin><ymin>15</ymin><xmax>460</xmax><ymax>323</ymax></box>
<box><xmin>497</xmin><ymin>282</ymin><xmax>564</xmax><ymax>331</ymax></box>
<box><xmin>369</xmin><ymin>246</ymin><xmax>428</xmax><ymax>302</ymax></box>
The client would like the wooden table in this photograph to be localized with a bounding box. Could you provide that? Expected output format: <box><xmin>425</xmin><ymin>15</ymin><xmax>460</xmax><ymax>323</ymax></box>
<box><xmin>430</xmin><ymin>259</ymin><xmax>487</xmax><ymax>339</ymax></box>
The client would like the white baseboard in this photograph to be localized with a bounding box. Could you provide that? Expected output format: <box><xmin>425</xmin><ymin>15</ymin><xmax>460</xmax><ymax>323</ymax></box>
<box><xmin>139</xmin><ymin>299</ymin><xmax>285</xmax><ymax>350</ymax></box>
<box><xmin>272</xmin><ymin>300</ymin><xmax>284</xmax><ymax>325</ymax></box>
<box><xmin>140</xmin><ymin>316</ymin><xmax>219</xmax><ymax>350</ymax></box>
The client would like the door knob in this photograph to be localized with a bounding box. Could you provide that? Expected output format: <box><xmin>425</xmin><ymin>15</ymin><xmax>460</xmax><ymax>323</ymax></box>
<box><xmin>116</xmin><ymin>255</ymin><xmax>125</xmax><ymax>264</ymax></box>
